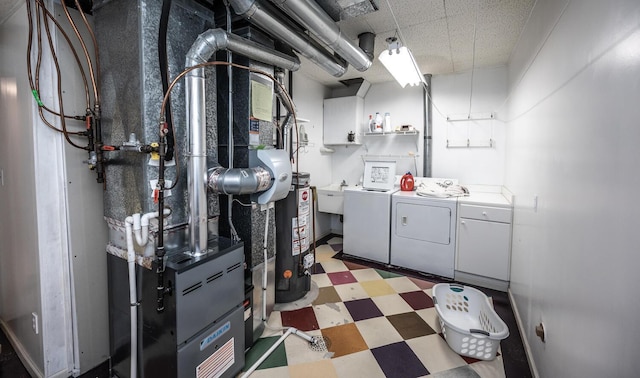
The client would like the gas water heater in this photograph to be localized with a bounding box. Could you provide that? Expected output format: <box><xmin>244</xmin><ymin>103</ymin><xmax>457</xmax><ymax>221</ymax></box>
<box><xmin>275</xmin><ymin>172</ymin><xmax>314</xmax><ymax>303</ymax></box>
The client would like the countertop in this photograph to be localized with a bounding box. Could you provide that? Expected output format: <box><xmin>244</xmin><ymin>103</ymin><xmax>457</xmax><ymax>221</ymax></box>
<box><xmin>458</xmin><ymin>190</ymin><xmax>512</xmax><ymax>208</ymax></box>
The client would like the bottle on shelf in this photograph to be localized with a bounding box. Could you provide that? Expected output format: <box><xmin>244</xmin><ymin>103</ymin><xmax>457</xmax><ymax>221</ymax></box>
<box><xmin>374</xmin><ymin>112</ymin><xmax>383</xmax><ymax>132</ymax></box>
<box><xmin>368</xmin><ymin>114</ymin><xmax>375</xmax><ymax>132</ymax></box>
<box><xmin>383</xmin><ymin>112</ymin><xmax>392</xmax><ymax>133</ymax></box>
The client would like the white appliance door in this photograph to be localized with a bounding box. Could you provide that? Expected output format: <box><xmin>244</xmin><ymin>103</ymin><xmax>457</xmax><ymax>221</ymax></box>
<box><xmin>395</xmin><ymin>203</ymin><xmax>451</xmax><ymax>244</ymax></box>
<box><xmin>343</xmin><ymin>190</ymin><xmax>391</xmax><ymax>263</ymax></box>
<box><xmin>390</xmin><ymin>198</ymin><xmax>455</xmax><ymax>278</ymax></box>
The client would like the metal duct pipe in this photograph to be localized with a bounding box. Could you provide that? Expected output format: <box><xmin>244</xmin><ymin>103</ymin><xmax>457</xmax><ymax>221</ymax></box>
<box><xmin>423</xmin><ymin>74</ymin><xmax>432</xmax><ymax>177</ymax></box>
<box><xmin>270</xmin><ymin>0</ymin><xmax>372</xmax><ymax>72</ymax></box>
<box><xmin>185</xmin><ymin>28</ymin><xmax>299</xmax><ymax>256</ymax></box>
<box><xmin>358</xmin><ymin>32</ymin><xmax>375</xmax><ymax>61</ymax></box>
<box><xmin>229</xmin><ymin>0</ymin><xmax>348</xmax><ymax>77</ymax></box>
<box><xmin>208</xmin><ymin>166</ymin><xmax>272</xmax><ymax>195</ymax></box>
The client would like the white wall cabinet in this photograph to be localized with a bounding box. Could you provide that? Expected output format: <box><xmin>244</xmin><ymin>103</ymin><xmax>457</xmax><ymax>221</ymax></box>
<box><xmin>456</xmin><ymin>203</ymin><xmax>512</xmax><ymax>290</ymax></box>
<box><xmin>323</xmin><ymin>96</ymin><xmax>363</xmax><ymax>145</ymax></box>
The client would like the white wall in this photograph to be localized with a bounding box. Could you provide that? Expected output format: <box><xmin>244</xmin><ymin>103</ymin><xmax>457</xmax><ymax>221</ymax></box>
<box><xmin>0</xmin><ymin>3</ymin><xmax>109</xmax><ymax>376</ymax></box>
<box><xmin>0</xmin><ymin>4</ymin><xmax>45</xmax><ymax>374</ymax></box>
<box><xmin>291</xmin><ymin>73</ymin><xmax>333</xmax><ymax>239</ymax></box>
<box><xmin>330</xmin><ymin>82</ymin><xmax>424</xmax><ymax>186</ymax></box>
<box><xmin>431</xmin><ymin>66</ymin><xmax>507</xmax><ymax>185</ymax></box>
<box><xmin>505</xmin><ymin>0</ymin><xmax>640</xmax><ymax>377</ymax></box>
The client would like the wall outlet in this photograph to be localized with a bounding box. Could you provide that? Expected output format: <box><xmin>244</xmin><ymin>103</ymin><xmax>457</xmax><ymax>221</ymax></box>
<box><xmin>32</xmin><ymin>312</ymin><xmax>39</xmax><ymax>334</ymax></box>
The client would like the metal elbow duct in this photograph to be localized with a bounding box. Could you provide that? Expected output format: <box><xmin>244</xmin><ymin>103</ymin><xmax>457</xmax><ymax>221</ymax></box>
<box><xmin>207</xmin><ymin>167</ymin><xmax>272</xmax><ymax>195</ymax></box>
<box><xmin>270</xmin><ymin>0</ymin><xmax>372</xmax><ymax>72</ymax></box>
<box><xmin>229</xmin><ymin>0</ymin><xmax>348</xmax><ymax>77</ymax></box>
<box><xmin>185</xmin><ymin>29</ymin><xmax>299</xmax><ymax>256</ymax></box>
<box><xmin>186</xmin><ymin>28</ymin><xmax>300</xmax><ymax>70</ymax></box>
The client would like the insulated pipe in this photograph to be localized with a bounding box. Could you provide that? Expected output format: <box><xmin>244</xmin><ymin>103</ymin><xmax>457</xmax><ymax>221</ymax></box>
<box><xmin>207</xmin><ymin>166</ymin><xmax>272</xmax><ymax>195</ymax></box>
<box><xmin>185</xmin><ymin>29</ymin><xmax>299</xmax><ymax>255</ymax></box>
<box><xmin>229</xmin><ymin>0</ymin><xmax>348</xmax><ymax>77</ymax></box>
<box><xmin>270</xmin><ymin>0</ymin><xmax>372</xmax><ymax>72</ymax></box>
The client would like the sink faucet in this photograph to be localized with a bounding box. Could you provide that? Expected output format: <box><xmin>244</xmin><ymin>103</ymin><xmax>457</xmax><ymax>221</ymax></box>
<box><xmin>340</xmin><ymin>180</ymin><xmax>348</xmax><ymax>188</ymax></box>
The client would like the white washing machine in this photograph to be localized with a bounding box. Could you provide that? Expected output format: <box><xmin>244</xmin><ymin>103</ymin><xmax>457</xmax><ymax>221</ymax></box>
<box><xmin>343</xmin><ymin>161</ymin><xmax>397</xmax><ymax>264</ymax></box>
<box><xmin>390</xmin><ymin>178</ymin><xmax>458</xmax><ymax>278</ymax></box>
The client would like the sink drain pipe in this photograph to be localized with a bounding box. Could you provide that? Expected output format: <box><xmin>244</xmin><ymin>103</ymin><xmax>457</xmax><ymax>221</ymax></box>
<box><xmin>241</xmin><ymin>327</ymin><xmax>315</xmax><ymax>378</ymax></box>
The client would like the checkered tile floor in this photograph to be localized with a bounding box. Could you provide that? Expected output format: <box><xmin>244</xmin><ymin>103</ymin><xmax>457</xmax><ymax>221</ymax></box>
<box><xmin>242</xmin><ymin>237</ymin><xmax>506</xmax><ymax>378</ymax></box>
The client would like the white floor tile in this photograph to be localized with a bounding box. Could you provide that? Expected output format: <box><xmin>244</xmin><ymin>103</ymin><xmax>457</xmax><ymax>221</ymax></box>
<box><xmin>332</xmin><ymin>350</ymin><xmax>386</xmax><ymax>378</ymax></box>
<box><xmin>355</xmin><ymin>317</ymin><xmax>404</xmax><ymax>349</ymax></box>
<box><xmin>333</xmin><ymin>282</ymin><xmax>369</xmax><ymax>302</ymax></box>
<box><xmin>406</xmin><ymin>334</ymin><xmax>468</xmax><ymax>374</ymax></box>
<box><xmin>351</xmin><ymin>268</ymin><xmax>383</xmax><ymax>282</ymax></box>
<box><xmin>371</xmin><ymin>293</ymin><xmax>414</xmax><ymax>316</ymax></box>
<box><xmin>386</xmin><ymin>276</ymin><xmax>422</xmax><ymax>293</ymax></box>
<box><xmin>312</xmin><ymin>302</ymin><xmax>354</xmax><ymax>329</ymax></box>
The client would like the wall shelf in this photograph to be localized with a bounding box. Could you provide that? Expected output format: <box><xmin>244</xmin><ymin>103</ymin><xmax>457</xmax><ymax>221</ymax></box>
<box><xmin>363</xmin><ymin>130</ymin><xmax>418</xmax><ymax>136</ymax></box>
<box><xmin>446</xmin><ymin>112</ymin><xmax>495</xmax><ymax>122</ymax></box>
<box><xmin>447</xmin><ymin>139</ymin><xmax>494</xmax><ymax>148</ymax></box>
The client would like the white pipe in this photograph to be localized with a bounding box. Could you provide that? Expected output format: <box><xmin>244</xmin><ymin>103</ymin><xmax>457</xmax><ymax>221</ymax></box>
<box><xmin>132</xmin><ymin>209</ymin><xmax>171</xmax><ymax>247</ymax></box>
<box><xmin>241</xmin><ymin>326</ymin><xmax>315</xmax><ymax>378</ymax></box>
<box><xmin>124</xmin><ymin>216</ymin><xmax>138</xmax><ymax>378</ymax></box>
<box><xmin>262</xmin><ymin>206</ymin><xmax>270</xmax><ymax>321</ymax></box>
<box><xmin>123</xmin><ymin>209</ymin><xmax>170</xmax><ymax>378</ymax></box>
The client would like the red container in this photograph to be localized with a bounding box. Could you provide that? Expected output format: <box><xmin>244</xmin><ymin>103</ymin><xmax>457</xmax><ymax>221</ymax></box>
<box><xmin>400</xmin><ymin>172</ymin><xmax>414</xmax><ymax>191</ymax></box>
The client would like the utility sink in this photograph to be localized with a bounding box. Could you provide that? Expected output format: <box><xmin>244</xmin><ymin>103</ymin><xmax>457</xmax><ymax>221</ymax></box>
<box><xmin>317</xmin><ymin>184</ymin><xmax>350</xmax><ymax>214</ymax></box>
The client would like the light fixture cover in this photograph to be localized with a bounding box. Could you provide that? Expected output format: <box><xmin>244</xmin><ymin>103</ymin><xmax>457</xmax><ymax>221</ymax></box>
<box><xmin>378</xmin><ymin>46</ymin><xmax>424</xmax><ymax>88</ymax></box>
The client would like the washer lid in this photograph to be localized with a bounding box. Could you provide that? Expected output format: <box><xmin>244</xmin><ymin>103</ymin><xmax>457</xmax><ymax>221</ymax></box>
<box><xmin>363</xmin><ymin>161</ymin><xmax>396</xmax><ymax>191</ymax></box>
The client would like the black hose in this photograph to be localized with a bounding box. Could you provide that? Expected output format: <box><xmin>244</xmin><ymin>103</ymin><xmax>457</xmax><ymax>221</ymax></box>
<box><xmin>159</xmin><ymin>0</ymin><xmax>174</xmax><ymax>162</ymax></box>
<box><xmin>155</xmin><ymin>0</ymin><xmax>172</xmax><ymax>313</ymax></box>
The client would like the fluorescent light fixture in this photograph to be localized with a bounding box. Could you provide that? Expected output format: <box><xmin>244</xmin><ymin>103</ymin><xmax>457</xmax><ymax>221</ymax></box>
<box><xmin>378</xmin><ymin>38</ymin><xmax>425</xmax><ymax>88</ymax></box>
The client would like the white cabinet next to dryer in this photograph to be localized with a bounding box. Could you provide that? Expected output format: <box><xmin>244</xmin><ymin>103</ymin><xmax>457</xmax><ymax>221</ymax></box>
<box><xmin>455</xmin><ymin>193</ymin><xmax>513</xmax><ymax>291</ymax></box>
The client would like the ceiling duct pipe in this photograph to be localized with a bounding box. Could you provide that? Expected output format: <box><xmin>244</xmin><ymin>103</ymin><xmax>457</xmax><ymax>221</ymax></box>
<box><xmin>270</xmin><ymin>0</ymin><xmax>373</xmax><ymax>72</ymax></box>
<box><xmin>185</xmin><ymin>28</ymin><xmax>299</xmax><ymax>256</ymax></box>
<box><xmin>358</xmin><ymin>32</ymin><xmax>375</xmax><ymax>61</ymax></box>
<box><xmin>229</xmin><ymin>0</ymin><xmax>348</xmax><ymax>77</ymax></box>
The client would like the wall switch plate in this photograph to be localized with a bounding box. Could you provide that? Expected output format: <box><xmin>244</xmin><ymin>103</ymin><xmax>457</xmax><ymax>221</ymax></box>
<box><xmin>32</xmin><ymin>312</ymin><xmax>39</xmax><ymax>334</ymax></box>
<box><xmin>0</xmin><ymin>168</ymin><xmax>4</xmax><ymax>186</ymax></box>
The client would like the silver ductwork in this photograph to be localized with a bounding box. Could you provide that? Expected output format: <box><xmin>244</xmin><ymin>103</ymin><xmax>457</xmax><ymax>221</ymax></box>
<box><xmin>229</xmin><ymin>0</ymin><xmax>348</xmax><ymax>77</ymax></box>
<box><xmin>208</xmin><ymin>167</ymin><xmax>272</xmax><ymax>195</ymax></box>
<box><xmin>270</xmin><ymin>0</ymin><xmax>372</xmax><ymax>72</ymax></box>
<box><xmin>185</xmin><ymin>28</ymin><xmax>299</xmax><ymax>256</ymax></box>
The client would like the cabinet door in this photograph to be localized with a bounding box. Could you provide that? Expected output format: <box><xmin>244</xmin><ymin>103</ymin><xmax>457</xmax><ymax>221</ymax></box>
<box><xmin>457</xmin><ymin>218</ymin><xmax>511</xmax><ymax>280</ymax></box>
<box><xmin>323</xmin><ymin>96</ymin><xmax>362</xmax><ymax>145</ymax></box>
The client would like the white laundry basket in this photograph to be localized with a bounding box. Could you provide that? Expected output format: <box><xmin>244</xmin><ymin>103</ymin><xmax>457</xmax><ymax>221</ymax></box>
<box><xmin>432</xmin><ymin>283</ymin><xmax>509</xmax><ymax>360</ymax></box>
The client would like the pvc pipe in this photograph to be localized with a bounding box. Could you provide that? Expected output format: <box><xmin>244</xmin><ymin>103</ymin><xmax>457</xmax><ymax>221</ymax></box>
<box><xmin>241</xmin><ymin>327</ymin><xmax>315</xmax><ymax>378</ymax></box>
<box><xmin>262</xmin><ymin>206</ymin><xmax>270</xmax><ymax>321</ymax></box>
<box><xmin>124</xmin><ymin>216</ymin><xmax>138</xmax><ymax>378</ymax></box>
<box><xmin>132</xmin><ymin>209</ymin><xmax>171</xmax><ymax>247</ymax></box>
<box><xmin>123</xmin><ymin>209</ymin><xmax>170</xmax><ymax>378</ymax></box>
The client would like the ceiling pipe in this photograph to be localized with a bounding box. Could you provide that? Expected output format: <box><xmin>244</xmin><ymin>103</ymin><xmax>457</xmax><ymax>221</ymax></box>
<box><xmin>270</xmin><ymin>0</ymin><xmax>373</xmax><ymax>72</ymax></box>
<box><xmin>185</xmin><ymin>28</ymin><xmax>299</xmax><ymax>256</ymax></box>
<box><xmin>229</xmin><ymin>0</ymin><xmax>348</xmax><ymax>77</ymax></box>
<box><xmin>358</xmin><ymin>32</ymin><xmax>375</xmax><ymax>61</ymax></box>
